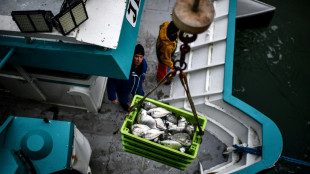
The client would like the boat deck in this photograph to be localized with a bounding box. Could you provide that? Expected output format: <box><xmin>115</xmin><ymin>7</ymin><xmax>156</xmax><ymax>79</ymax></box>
<box><xmin>0</xmin><ymin>0</ymin><xmax>227</xmax><ymax>173</ymax></box>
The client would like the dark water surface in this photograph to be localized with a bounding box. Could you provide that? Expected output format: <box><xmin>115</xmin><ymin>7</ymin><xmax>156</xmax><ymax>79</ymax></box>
<box><xmin>233</xmin><ymin>0</ymin><xmax>310</xmax><ymax>173</ymax></box>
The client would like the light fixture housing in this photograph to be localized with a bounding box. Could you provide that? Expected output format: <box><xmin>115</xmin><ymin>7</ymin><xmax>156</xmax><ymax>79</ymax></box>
<box><xmin>11</xmin><ymin>10</ymin><xmax>54</xmax><ymax>33</ymax></box>
<box><xmin>53</xmin><ymin>0</ymin><xmax>88</xmax><ymax>35</ymax></box>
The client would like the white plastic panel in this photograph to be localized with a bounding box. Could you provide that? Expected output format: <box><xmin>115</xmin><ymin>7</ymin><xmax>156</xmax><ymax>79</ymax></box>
<box><xmin>236</xmin><ymin>0</ymin><xmax>276</xmax><ymax>18</ymax></box>
<box><xmin>188</xmin><ymin>71</ymin><xmax>208</xmax><ymax>95</ymax></box>
<box><xmin>214</xmin><ymin>0</ymin><xmax>230</xmax><ymax>18</ymax></box>
<box><xmin>212</xmin><ymin>41</ymin><xmax>227</xmax><ymax>65</ymax></box>
<box><xmin>190</xmin><ymin>42</ymin><xmax>211</xmax><ymax>69</ymax></box>
<box><xmin>213</xmin><ymin>18</ymin><xmax>228</xmax><ymax>41</ymax></box>
<box><xmin>72</xmin><ymin>126</ymin><xmax>92</xmax><ymax>174</ymax></box>
<box><xmin>208</xmin><ymin>66</ymin><xmax>225</xmax><ymax>93</ymax></box>
<box><xmin>76</xmin><ymin>0</ymin><xmax>127</xmax><ymax>49</ymax></box>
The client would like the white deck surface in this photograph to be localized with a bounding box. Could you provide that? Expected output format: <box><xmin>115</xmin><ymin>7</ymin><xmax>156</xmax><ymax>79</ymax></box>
<box><xmin>75</xmin><ymin>0</ymin><xmax>126</xmax><ymax>49</ymax></box>
<box><xmin>0</xmin><ymin>0</ymin><xmax>126</xmax><ymax>48</ymax></box>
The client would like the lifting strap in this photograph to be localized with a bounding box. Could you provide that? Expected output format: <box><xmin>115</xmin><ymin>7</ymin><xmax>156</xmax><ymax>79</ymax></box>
<box><xmin>128</xmin><ymin>31</ymin><xmax>204</xmax><ymax>142</ymax></box>
<box><xmin>179</xmin><ymin>71</ymin><xmax>204</xmax><ymax>138</ymax></box>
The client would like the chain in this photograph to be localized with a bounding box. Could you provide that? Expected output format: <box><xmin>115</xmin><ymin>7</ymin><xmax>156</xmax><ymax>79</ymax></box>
<box><xmin>173</xmin><ymin>31</ymin><xmax>197</xmax><ymax>71</ymax></box>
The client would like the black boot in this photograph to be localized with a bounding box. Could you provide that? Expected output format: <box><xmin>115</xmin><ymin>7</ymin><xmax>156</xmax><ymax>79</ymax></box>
<box><xmin>120</xmin><ymin>102</ymin><xmax>129</xmax><ymax>111</ymax></box>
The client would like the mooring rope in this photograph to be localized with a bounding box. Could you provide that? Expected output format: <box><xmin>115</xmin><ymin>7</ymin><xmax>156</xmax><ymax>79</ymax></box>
<box><xmin>280</xmin><ymin>156</ymin><xmax>310</xmax><ymax>167</ymax></box>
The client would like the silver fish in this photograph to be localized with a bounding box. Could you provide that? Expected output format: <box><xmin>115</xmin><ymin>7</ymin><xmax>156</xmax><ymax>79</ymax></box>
<box><xmin>138</xmin><ymin>109</ymin><xmax>156</xmax><ymax>129</ymax></box>
<box><xmin>166</xmin><ymin>113</ymin><xmax>178</xmax><ymax>124</ymax></box>
<box><xmin>169</xmin><ymin>126</ymin><xmax>185</xmax><ymax>134</ymax></box>
<box><xmin>166</xmin><ymin>121</ymin><xmax>177</xmax><ymax>129</ymax></box>
<box><xmin>177</xmin><ymin>116</ymin><xmax>188</xmax><ymax>128</ymax></box>
<box><xmin>144</xmin><ymin>129</ymin><xmax>165</xmax><ymax>140</ymax></box>
<box><xmin>184</xmin><ymin>123</ymin><xmax>195</xmax><ymax>137</ymax></box>
<box><xmin>136</xmin><ymin>109</ymin><xmax>143</xmax><ymax>123</ymax></box>
<box><xmin>170</xmin><ymin>133</ymin><xmax>192</xmax><ymax>147</ymax></box>
<box><xmin>147</xmin><ymin>107</ymin><xmax>171</xmax><ymax>118</ymax></box>
<box><xmin>159</xmin><ymin>140</ymin><xmax>182</xmax><ymax>150</ymax></box>
<box><xmin>179</xmin><ymin>147</ymin><xmax>186</xmax><ymax>153</ymax></box>
<box><xmin>158</xmin><ymin>132</ymin><xmax>171</xmax><ymax>140</ymax></box>
<box><xmin>131</xmin><ymin>124</ymin><xmax>150</xmax><ymax>137</ymax></box>
<box><xmin>142</xmin><ymin>102</ymin><xmax>157</xmax><ymax>110</ymax></box>
<box><xmin>153</xmin><ymin>137</ymin><xmax>159</xmax><ymax>143</ymax></box>
<box><xmin>166</xmin><ymin>121</ymin><xmax>185</xmax><ymax>133</ymax></box>
<box><xmin>154</xmin><ymin>118</ymin><xmax>167</xmax><ymax>130</ymax></box>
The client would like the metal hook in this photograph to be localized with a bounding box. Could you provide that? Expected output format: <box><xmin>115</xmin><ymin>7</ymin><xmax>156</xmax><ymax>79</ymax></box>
<box><xmin>179</xmin><ymin>31</ymin><xmax>197</xmax><ymax>43</ymax></box>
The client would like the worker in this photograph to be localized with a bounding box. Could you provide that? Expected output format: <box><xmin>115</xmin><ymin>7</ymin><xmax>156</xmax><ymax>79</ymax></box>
<box><xmin>107</xmin><ymin>44</ymin><xmax>148</xmax><ymax>111</ymax></box>
<box><xmin>156</xmin><ymin>21</ymin><xmax>179</xmax><ymax>84</ymax></box>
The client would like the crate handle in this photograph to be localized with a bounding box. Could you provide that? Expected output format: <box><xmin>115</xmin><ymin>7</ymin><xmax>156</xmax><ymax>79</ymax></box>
<box><xmin>124</xmin><ymin>127</ymin><xmax>129</xmax><ymax>133</ymax></box>
<box><xmin>127</xmin><ymin>108</ymin><xmax>138</xmax><ymax>121</ymax></box>
<box><xmin>194</xmin><ymin>135</ymin><xmax>203</xmax><ymax>144</ymax></box>
<box><xmin>189</xmin><ymin>143</ymin><xmax>198</xmax><ymax>154</ymax></box>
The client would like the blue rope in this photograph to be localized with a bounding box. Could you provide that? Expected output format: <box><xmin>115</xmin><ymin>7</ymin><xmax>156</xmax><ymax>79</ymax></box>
<box><xmin>280</xmin><ymin>156</ymin><xmax>310</xmax><ymax>167</ymax></box>
<box><xmin>232</xmin><ymin>144</ymin><xmax>262</xmax><ymax>156</ymax></box>
<box><xmin>230</xmin><ymin>144</ymin><xmax>310</xmax><ymax>167</ymax></box>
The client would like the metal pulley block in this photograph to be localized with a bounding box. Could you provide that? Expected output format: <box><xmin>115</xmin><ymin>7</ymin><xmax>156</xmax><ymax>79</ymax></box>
<box><xmin>172</xmin><ymin>0</ymin><xmax>215</xmax><ymax>34</ymax></box>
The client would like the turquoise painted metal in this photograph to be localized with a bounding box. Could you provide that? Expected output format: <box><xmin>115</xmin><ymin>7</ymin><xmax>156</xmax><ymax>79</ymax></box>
<box><xmin>223</xmin><ymin>0</ymin><xmax>283</xmax><ymax>173</ymax></box>
<box><xmin>0</xmin><ymin>48</ymin><xmax>14</xmax><ymax>69</ymax></box>
<box><xmin>0</xmin><ymin>116</ymin><xmax>74</xmax><ymax>173</ymax></box>
<box><xmin>0</xmin><ymin>0</ymin><xmax>145</xmax><ymax>80</ymax></box>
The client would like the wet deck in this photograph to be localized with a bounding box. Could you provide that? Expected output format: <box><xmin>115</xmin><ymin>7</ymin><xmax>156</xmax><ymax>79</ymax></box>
<box><xmin>0</xmin><ymin>0</ymin><xmax>227</xmax><ymax>173</ymax></box>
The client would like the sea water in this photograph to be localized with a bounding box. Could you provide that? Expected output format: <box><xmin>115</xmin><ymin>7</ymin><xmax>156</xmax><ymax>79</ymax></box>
<box><xmin>233</xmin><ymin>0</ymin><xmax>310</xmax><ymax>173</ymax></box>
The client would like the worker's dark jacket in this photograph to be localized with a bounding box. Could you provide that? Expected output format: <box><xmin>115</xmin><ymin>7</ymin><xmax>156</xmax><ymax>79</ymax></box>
<box><xmin>107</xmin><ymin>58</ymin><xmax>147</xmax><ymax>103</ymax></box>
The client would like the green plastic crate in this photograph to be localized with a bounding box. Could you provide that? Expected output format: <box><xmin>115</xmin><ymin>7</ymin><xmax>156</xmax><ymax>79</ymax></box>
<box><xmin>121</xmin><ymin>95</ymin><xmax>207</xmax><ymax>170</ymax></box>
<box><xmin>122</xmin><ymin>135</ymin><xmax>193</xmax><ymax>163</ymax></box>
<box><xmin>123</xmin><ymin>145</ymin><xmax>188</xmax><ymax>170</ymax></box>
<box><xmin>122</xmin><ymin>141</ymin><xmax>189</xmax><ymax>170</ymax></box>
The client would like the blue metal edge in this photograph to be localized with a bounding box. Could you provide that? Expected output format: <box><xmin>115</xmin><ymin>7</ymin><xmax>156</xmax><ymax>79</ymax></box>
<box><xmin>223</xmin><ymin>0</ymin><xmax>283</xmax><ymax>173</ymax></box>
<box><xmin>0</xmin><ymin>116</ymin><xmax>14</xmax><ymax>135</ymax></box>
<box><xmin>0</xmin><ymin>0</ymin><xmax>145</xmax><ymax>80</ymax></box>
<box><xmin>66</xmin><ymin>122</ymin><xmax>75</xmax><ymax>170</ymax></box>
<box><xmin>0</xmin><ymin>48</ymin><xmax>14</xmax><ymax>69</ymax></box>
<box><xmin>113</xmin><ymin>0</ymin><xmax>146</xmax><ymax>80</ymax></box>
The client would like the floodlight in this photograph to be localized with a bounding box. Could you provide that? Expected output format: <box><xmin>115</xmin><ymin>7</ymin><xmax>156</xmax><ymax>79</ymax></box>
<box><xmin>11</xmin><ymin>10</ymin><xmax>54</xmax><ymax>33</ymax></box>
<box><xmin>53</xmin><ymin>0</ymin><xmax>88</xmax><ymax>35</ymax></box>
<box><xmin>60</xmin><ymin>0</ymin><xmax>87</xmax><ymax>11</ymax></box>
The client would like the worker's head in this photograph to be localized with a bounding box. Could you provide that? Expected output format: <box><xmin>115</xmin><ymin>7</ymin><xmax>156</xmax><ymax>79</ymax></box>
<box><xmin>133</xmin><ymin>44</ymin><xmax>144</xmax><ymax>68</ymax></box>
<box><xmin>167</xmin><ymin>21</ymin><xmax>179</xmax><ymax>41</ymax></box>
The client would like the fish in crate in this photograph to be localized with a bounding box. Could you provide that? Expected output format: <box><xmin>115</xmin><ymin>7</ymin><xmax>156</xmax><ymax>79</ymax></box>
<box><xmin>121</xmin><ymin>95</ymin><xmax>207</xmax><ymax>170</ymax></box>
